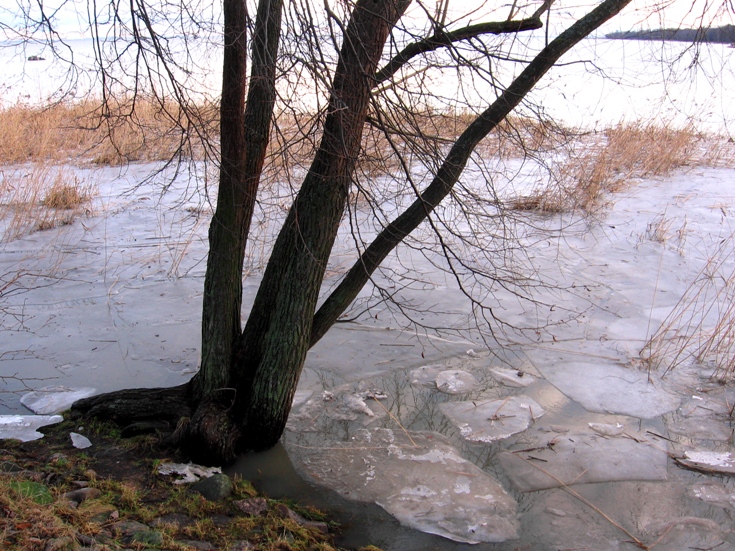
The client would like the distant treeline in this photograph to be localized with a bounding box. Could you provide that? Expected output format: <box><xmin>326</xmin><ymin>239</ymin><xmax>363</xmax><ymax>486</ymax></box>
<box><xmin>606</xmin><ymin>25</ymin><xmax>735</xmax><ymax>44</ymax></box>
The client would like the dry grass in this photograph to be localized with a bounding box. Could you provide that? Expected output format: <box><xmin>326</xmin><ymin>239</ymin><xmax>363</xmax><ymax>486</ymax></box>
<box><xmin>0</xmin><ymin>166</ymin><xmax>95</xmax><ymax>242</ymax></box>
<box><xmin>509</xmin><ymin>123</ymin><xmax>726</xmax><ymax>214</ymax></box>
<box><xmin>641</xmin><ymin>232</ymin><xmax>735</xmax><ymax>381</ymax></box>
<box><xmin>0</xmin><ymin>97</ymin><xmax>217</xmax><ymax>166</ymax></box>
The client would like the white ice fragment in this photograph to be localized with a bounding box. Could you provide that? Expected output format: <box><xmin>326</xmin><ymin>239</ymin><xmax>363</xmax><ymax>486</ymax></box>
<box><xmin>466</xmin><ymin>349</ymin><xmax>476</xmax><ymax>356</ymax></box>
<box><xmin>20</xmin><ymin>386</ymin><xmax>96</xmax><ymax>415</ymax></box>
<box><xmin>288</xmin><ymin>429</ymin><xmax>518</xmax><ymax>544</ymax></box>
<box><xmin>440</xmin><ymin>396</ymin><xmax>545</xmax><ymax>443</ymax></box>
<box><xmin>70</xmin><ymin>432</ymin><xmax>92</xmax><ymax>449</ymax></box>
<box><xmin>489</xmin><ymin>367</ymin><xmax>535</xmax><ymax>388</ymax></box>
<box><xmin>435</xmin><ymin>370</ymin><xmax>480</xmax><ymax>394</ymax></box>
<box><xmin>499</xmin><ymin>431</ymin><xmax>669</xmax><ymax>491</ymax></box>
<box><xmin>678</xmin><ymin>451</ymin><xmax>735</xmax><ymax>475</ymax></box>
<box><xmin>588</xmin><ymin>422</ymin><xmax>625</xmax><ymax>437</ymax></box>
<box><xmin>0</xmin><ymin>414</ymin><xmax>64</xmax><ymax>442</ymax></box>
<box><xmin>157</xmin><ymin>462</ymin><xmax>222</xmax><ymax>484</ymax></box>
<box><xmin>689</xmin><ymin>482</ymin><xmax>735</xmax><ymax>510</ymax></box>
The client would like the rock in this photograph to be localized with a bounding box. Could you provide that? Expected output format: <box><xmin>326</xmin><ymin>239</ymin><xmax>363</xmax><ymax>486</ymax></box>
<box><xmin>274</xmin><ymin>503</ymin><xmax>329</xmax><ymax>533</ymax></box>
<box><xmin>190</xmin><ymin>473</ymin><xmax>233</xmax><ymax>501</ymax></box>
<box><xmin>110</xmin><ymin>520</ymin><xmax>151</xmax><ymax>537</ymax></box>
<box><xmin>81</xmin><ymin>502</ymin><xmax>118</xmax><ymax>523</ymax></box>
<box><xmin>44</xmin><ymin>536</ymin><xmax>78</xmax><ymax>551</ymax></box>
<box><xmin>435</xmin><ymin>370</ymin><xmax>480</xmax><ymax>394</ymax></box>
<box><xmin>234</xmin><ymin>497</ymin><xmax>268</xmax><ymax>516</ymax></box>
<box><xmin>489</xmin><ymin>367</ymin><xmax>535</xmax><ymax>388</ymax></box>
<box><xmin>0</xmin><ymin>460</ymin><xmax>23</xmax><ymax>472</ymax></box>
<box><xmin>439</xmin><ymin>395</ymin><xmax>545</xmax><ymax>443</ymax></box>
<box><xmin>63</xmin><ymin>487</ymin><xmax>102</xmax><ymax>504</ymax></box>
<box><xmin>128</xmin><ymin>530</ymin><xmax>164</xmax><ymax>546</ymax></box>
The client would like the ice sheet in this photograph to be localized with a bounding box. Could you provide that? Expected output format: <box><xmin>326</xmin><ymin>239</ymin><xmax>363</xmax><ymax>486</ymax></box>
<box><xmin>439</xmin><ymin>395</ymin><xmax>544</xmax><ymax>443</ymax></box>
<box><xmin>290</xmin><ymin>429</ymin><xmax>519</xmax><ymax>544</ymax></box>
<box><xmin>20</xmin><ymin>386</ymin><xmax>97</xmax><ymax>414</ymax></box>
<box><xmin>0</xmin><ymin>415</ymin><xmax>64</xmax><ymax>442</ymax></box>
<box><xmin>498</xmin><ymin>430</ymin><xmax>669</xmax><ymax>491</ymax></box>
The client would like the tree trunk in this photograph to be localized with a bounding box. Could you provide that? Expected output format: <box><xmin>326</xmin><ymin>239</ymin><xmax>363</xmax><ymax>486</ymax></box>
<box><xmin>229</xmin><ymin>0</ymin><xmax>411</xmax><ymax>452</ymax></box>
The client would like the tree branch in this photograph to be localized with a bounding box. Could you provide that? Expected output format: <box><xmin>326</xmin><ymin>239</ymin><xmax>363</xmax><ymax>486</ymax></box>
<box><xmin>374</xmin><ymin>0</ymin><xmax>553</xmax><ymax>86</ymax></box>
<box><xmin>311</xmin><ymin>0</ymin><xmax>633</xmax><ymax>347</ymax></box>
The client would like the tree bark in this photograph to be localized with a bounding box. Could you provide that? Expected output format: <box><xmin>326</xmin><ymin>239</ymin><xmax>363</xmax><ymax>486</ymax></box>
<box><xmin>229</xmin><ymin>0</ymin><xmax>411</xmax><ymax>451</ymax></box>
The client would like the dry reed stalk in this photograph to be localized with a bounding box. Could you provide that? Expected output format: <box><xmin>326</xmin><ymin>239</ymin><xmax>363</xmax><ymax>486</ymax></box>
<box><xmin>642</xmin><ymin>232</ymin><xmax>735</xmax><ymax>379</ymax></box>
<box><xmin>0</xmin><ymin>97</ymin><xmax>217</xmax><ymax>166</ymax></box>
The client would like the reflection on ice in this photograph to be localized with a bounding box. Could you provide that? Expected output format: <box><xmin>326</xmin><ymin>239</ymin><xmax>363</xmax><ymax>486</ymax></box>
<box><xmin>290</xmin><ymin>428</ymin><xmax>519</xmax><ymax>544</ymax></box>
<box><xmin>498</xmin><ymin>429</ymin><xmax>669</xmax><ymax>492</ymax></box>
<box><xmin>439</xmin><ymin>395</ymin><xmax>544</xmax><ymax>443</ymax></box>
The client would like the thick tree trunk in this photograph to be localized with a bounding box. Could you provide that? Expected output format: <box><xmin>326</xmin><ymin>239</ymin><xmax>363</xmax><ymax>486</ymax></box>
<box><xmin>229</xmin><ymin>0</ymin><xmax>411</xmax><ymax>451</ymax></box>
<box><xmin>194</xmin><ymin>0</ymin><xmax>283</xmax><ymax>400</ymax></box>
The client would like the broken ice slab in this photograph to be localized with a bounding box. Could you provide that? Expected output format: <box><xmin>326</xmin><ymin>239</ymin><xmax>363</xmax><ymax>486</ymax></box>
<box><xmin>157</xmin><ymin>462</ymin><xmax>222</xmax><ymax>484</ymax></box>
<box><xmin>70</xmin><ymin>432</ymin><xmax>92</xmax><ymax>449</ymax></box>
<box><xmin>498</xmin><ymin>430</ymin><xmax>669</xmax><ymax>492</ymax></box>
<box><xmin>439</xmin><ymin>395</ymin><xmax>545</xmax><ymax>443</ymax></box>
<box><xmin>291</xmin><ymin>390</ymin><xmax>377</xmax><ymax>424</ymax></box>
<box><xmin>668</xmin><ymin>416</ymin><xmax>733</xmax><ymax>442</ymax></box>
<box><xmin>676</xmin><ymin>451</ymin><xmax>735</xmax><ymax>476</ymax></box>
<box><xmin>289</xmin><ymin>428</ymin><xmax>519</xmax><ymax>544</ymax></box>
<box><xmin>535</xmin><ymin>361</ymin><xmax>681</xmax><ymax>419</ymax></box>
<box><xmin>21</xmin><ymin>386</ymin><xmax>96</xmax><ymax>415</ymax></box>
<box><xmin>689</xmin><ymin>482</ymin><xmax>735</xmax><ymax>510</ymax></box>
<box><xmin>435</xmin><ymin>370</ymin><xmax>480</xmax><ymax>394</ymax></box>
<box><xmin>409</xmin><ymin>365</ymin><xmax>445</xmax><ymax>388</ymax></box>
<box><xmin>489</xmin><ymin>367</ymin><xmax>535</xmax><ymax>388</ymax></box>
<box><xmin>0</xmin><ymin>415</ymin><xmax>64</xmax><ymax>442</ymax></box>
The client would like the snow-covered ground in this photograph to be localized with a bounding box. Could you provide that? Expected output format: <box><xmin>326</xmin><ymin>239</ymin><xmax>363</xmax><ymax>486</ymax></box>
<box><xmin>1</xmin><ymin>156</ymin><xmax>735</xmax><ymax>549</ymax></box>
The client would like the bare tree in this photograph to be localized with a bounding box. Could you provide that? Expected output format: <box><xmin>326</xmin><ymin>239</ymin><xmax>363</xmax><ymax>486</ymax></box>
<box><xmin>6</xmin><ymin>0</ymin><xmax>637</xmax><ymax>462</ymax></box>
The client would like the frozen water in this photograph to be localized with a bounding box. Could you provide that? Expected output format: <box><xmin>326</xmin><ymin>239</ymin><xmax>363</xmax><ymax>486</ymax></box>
<box><xmin>642</xmin><ymin>517</ymin><xmax>730</xmax><ymax>551</ymax></box>
<box><xmin>0</xmin><ymin>415</ymin><xmax>64</xmax><ymax>442</ymax></box>
<box><xmin>498</xmin><ymin>430</ymin><xmax>669</xmax><ymax>491</ymax></box>
<box><xmin>588</xmin><ymin>422</ymin><xmax>625</xmax><ymax>436</ymax></box>
<box><xmin>668</xmin><ymin>417</ymin><xmax>733</xmax><ymax>442</ymax></box>
<box><xmin>488</xmin><ymin>367</ymin><xmax>535</xmax><ymax>388</ymax></box>
<box><xmin>534</xmin><ymin>360</ymin><xmax>682</xmax><ymax>419</ymax></box>
<box><xmin>435</xmin><ymin>370</ymin><xmax>480</xmax><ymax>394</ymax></box>
<box><xmin>70</xmin><ymin>432</ymin><xmax>92</xmax><ymax>449</ymax></box>
<box><xmin>689</xmin><ymin>482</ymin><xmax>735</xmax><ymax>510</ymax></box>
<box><xmin>20</xmin><ymin>386</ymin><xmax>97</xmax><ymax>415</ymax></box>
<box><xmin>290</xmin><ymin>428</ymin><xmax>519</xmax><ymax>544</ymax></box>
<box><xmin>291</xmin><ymin>389</ymin><xmax>379</xmax><ymax>424</ymax></box>
<box><xmin>439</xmin><ymin>395</ymin><xmax>545</xmax><ymax>443</ymax></box>
<box><xmin>158</xmin><ymin>462</ymin><xmax>222</xmax><ymax>484</ymax></box>
<box><xmin>678</xmin><ymin>451</ymin><xmax>735</xmax><ymax>476</ymax></box>
<box><xmin>409</xmin><ymin>365</ymin><xmax>446</xmax><ymax>388</ymax></box>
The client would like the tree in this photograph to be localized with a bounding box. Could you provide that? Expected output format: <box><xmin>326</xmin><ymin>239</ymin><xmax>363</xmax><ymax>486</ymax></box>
<box><xmin>10</xmin><ymin>0</ymin><xmax>636</xmax><ymax>463</ymax></box>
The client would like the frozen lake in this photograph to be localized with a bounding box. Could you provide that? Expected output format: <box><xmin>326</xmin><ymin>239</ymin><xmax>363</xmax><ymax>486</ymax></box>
<box><xmin>1</xmin><ymin>156</ymin><xmax>735</xmax><ymax>549</ymax></box>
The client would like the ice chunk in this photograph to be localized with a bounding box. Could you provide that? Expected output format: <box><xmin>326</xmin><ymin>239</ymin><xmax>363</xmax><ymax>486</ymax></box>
<box><xmin>21</xmin><ymin>386</ymin><xmax>96</xmax><ymax>415</ymax></box>
<box><xmin>289</xmin><ymin>429</ymin><xmax>519</xmax><ymax>544</ymax></box>
<box><xmin>489</xmin><ymin>367</ymin><xmax>535</xmax><ymax>388</ymax></box>
<box><xmin>676</xmin><ymin>451</ymin><xmax>735</xmax><ymax>476</ymax></box>
<box><xmin>689</xmin><ymin>482</ymin><xmax>735</xmax><ymax>510</ymax></box>
<box><xmin>291</xmin><ymin>390</ymin><xmax>376</xmax><ymax>422</ymax></box>
<box><xmin>409</xmin><ymin>365</ymin><xmax>445</xmax><ymax>388</ymax></box>
<box><xmin>536</xmin><ymin>361</ymin><xmax>681</xmax><ymax>418</ymax></box>
<box><xmin>70</xmin><ymin>432</ymin><xmax>92</xmax><ymax>449</ymax></box>
<box><xmin>158</xmin><ymin>462</ymin><xmax>222</xmax><ymax>484</ymax></box>
<box><xmin>0</xmin><ymin>415</ymin><xmax>64</xmax><ymax>442</ymax></box>
<box><xmin>435</xmin><ymin>370</ymin><xmax>480</xmax><ymax>394</ymax></box>
<box><xmin>439</xmin><ymin>396</ymin><xmax>545</xmax><ymax>443</ymax></box>
<box><xmin>588</xmin><ymin>422</ymin><xmax>625</xmax><ymax>437</ymax></box>
<box><xmin>668</xmin><ymin>417</ymin><xmax>732</xmax><ymax>442</ymax></box>
<box><xmin>498</xmin><ymin>430</ymin><xmax>669</xmax><ymax>491</ymax></box>
<box><xmin>643</xmin><ymin>517</ymin><xmax>726</xmax><ymax>551</ymax></box>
